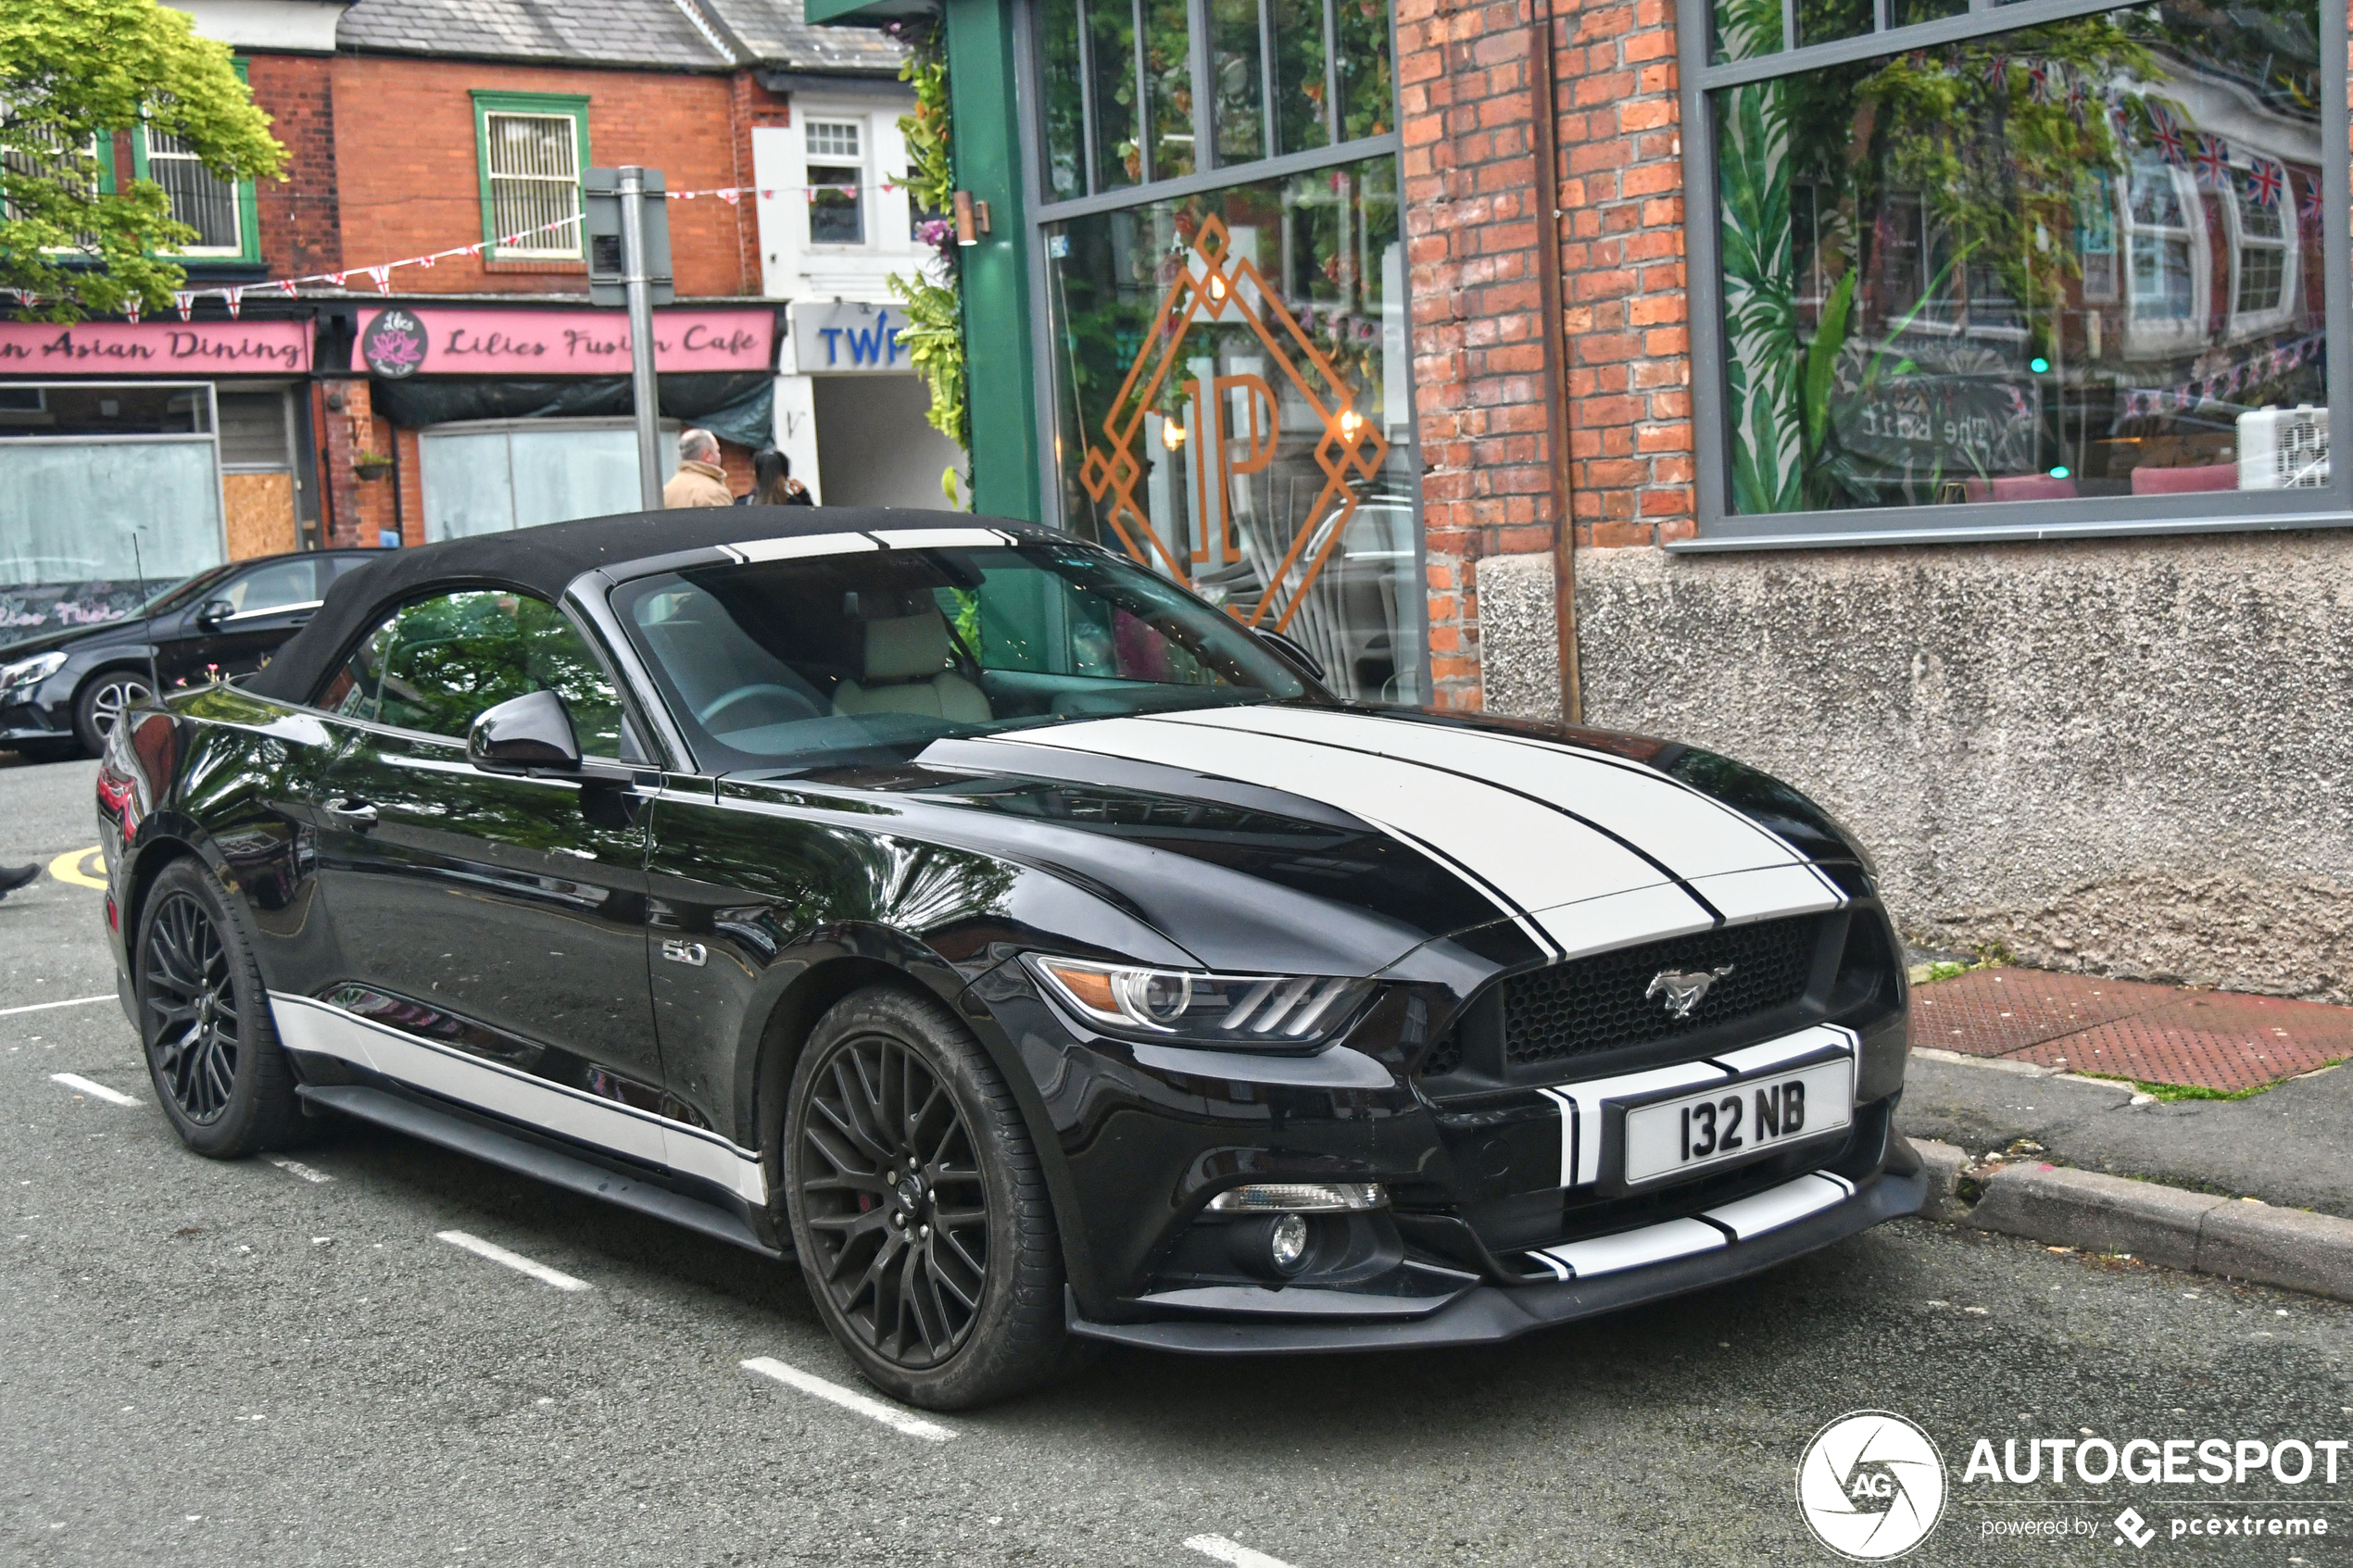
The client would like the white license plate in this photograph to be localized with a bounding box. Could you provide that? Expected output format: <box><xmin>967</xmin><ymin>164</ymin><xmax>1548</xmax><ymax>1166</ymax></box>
<box><xmin>1620</xmin><ymin>1060</ymin><xmax>1854</xmax><ymax>1185</ymax></box>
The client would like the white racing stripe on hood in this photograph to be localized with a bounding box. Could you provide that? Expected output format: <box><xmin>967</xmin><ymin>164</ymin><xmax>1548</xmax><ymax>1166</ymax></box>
<box><xmin>997</xmin><ymin>715</ymin><xmax>1713</xmax><ymax>952</ymax></box>
<box><xmin>1152</xmin><ymin>706</ymin><xmax>1811</xmax><ymax>881</ymax></box>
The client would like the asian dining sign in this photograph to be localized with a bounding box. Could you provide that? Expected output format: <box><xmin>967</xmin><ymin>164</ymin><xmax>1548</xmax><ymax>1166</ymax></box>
<box><xmin>0</xmin><ymin>320</ymin><xmax>311</xmax><ymax>373</ymax></box>
<box><xmin>359</xmin><ymin>307</ymin><xmax>776</xmax><ymax>380</ymax></box>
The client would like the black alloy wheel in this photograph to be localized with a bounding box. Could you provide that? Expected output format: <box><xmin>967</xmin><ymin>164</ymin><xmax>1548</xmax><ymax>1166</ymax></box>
<box><xmin>785</xmin><ymin>987</ymin><xmax>1076</xmax><ymax>1409</ymax></box>
<box><xmin>75</xmin><ymin>670</ymin><xmax>154</xmax><ymax>754</ymax></box>
<box><xmin>135</xmin><ymin>858</ymin><xmax>304</xmax><ymax>1158</ymax></box>
<box><xmin>144</xmin><ymin>889</ymin><xmax>240</xmax><ymax>1123</ymax></box>
<box><xmin>796</xmin><ymin>1031</ymin><xmax>990</xmax><ymax>1367</ymax></box>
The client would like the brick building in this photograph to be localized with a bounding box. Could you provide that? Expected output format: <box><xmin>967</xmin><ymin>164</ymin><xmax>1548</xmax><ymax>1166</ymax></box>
<box><xmin>2</xmin><ymin>0</ymin><xmax>959</xmax><ymax>635</ymax></box>
<box><xmin>805</xmin><ymin>0</ymin><xmax>2348</xmax><ymax>998</ymax></box>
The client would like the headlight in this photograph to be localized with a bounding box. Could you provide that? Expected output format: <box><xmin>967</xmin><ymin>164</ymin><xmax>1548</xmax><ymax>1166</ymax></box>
<box><xmin>0</xmin><ymin>650</ymin><xmax>66</xmax><ymax>695</ymax></box>
<box><xmin>1026</xmin><ymin>955</ymin><xmax>1374</xmax><ymax>1047</ymax></box>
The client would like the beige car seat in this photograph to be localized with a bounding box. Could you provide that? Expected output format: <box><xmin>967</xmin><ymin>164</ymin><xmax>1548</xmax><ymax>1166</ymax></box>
<box><xmin>831</xmin><ymin>610</ymin><xmax>991</xmax><ymax>722</ymax></box>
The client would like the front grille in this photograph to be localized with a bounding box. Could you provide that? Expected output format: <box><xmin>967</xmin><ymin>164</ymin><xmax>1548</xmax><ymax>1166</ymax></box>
<box><xmin>1502</xmin><ymin>914</ymin><xmax>1823</xmax><ymax>1065</ymax></box>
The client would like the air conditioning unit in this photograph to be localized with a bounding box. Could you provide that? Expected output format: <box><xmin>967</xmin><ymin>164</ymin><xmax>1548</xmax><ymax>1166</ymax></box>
<box><xmin>2237</xmin><ymin>405</ymin><xmax>2330</xmax><ymax>490</ymax></box>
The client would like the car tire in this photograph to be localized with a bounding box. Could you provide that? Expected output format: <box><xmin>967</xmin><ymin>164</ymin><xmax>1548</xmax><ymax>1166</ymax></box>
<box><xmin>784</xmin><ymin>985</ymin><xmax>1074</xmax><ymax>1411</ymax></box>
<box><xmin>134</xmin><ymin>858</ymin><xmax>305</xmax><ymax>1159</ymax></box>
<box><xmin>74</xmin><ymin>668</ymin><xmax>154</xmax><ymax>756</ymax></box>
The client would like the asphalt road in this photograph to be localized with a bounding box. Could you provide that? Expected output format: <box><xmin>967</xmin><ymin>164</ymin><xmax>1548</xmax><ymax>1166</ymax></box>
<box><xmin>3</xmin><ymin>749</ymin><xmax>2347</xmax><ymax>1567</ymax></box>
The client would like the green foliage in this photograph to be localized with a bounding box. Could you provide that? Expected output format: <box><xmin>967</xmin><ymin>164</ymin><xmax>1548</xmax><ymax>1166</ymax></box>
<box><xmin>886</xmin><ymin>19</ymin><xmax>968</xmax><ymax>472</ymax></box>
<box><xmin>0</xmin><ymin>0</ymin><xmax>284</xmax><ymax>320</ymax></box>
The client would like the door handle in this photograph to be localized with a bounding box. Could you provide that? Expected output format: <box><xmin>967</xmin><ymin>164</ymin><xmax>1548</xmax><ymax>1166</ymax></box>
<box><xmin>323</xmin><ymin>797</ymin><xmax>378</xmax><ymax>828</ymax></box>
<box><xmin>290</xmin><ymin>611</ymin><xmax>313</xmax><ymax>626</ymax></box>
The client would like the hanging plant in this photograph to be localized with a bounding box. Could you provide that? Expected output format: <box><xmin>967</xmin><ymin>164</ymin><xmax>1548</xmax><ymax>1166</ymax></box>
<box><xmin>885</xmin><ymin>19</ymin><xmax>970</xmax><ymax>483</ymax></box>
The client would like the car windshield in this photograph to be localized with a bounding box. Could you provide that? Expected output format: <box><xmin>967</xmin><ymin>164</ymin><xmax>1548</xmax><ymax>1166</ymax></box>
<box><xmin>137</xmin><ymin>564</ymin><xmax>240</xmax><ymax>618</ymax></box>
<box><xmin>613</xmin><ymin>536</ymin><xmax>1311</xmax><ymax>772</ymax></box>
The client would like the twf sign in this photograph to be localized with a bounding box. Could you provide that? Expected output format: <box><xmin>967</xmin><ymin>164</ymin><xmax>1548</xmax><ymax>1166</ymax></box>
<box><xmin>788</xmin><ymin>302</ymin><xmax>907</xmax><ymax>373</ymax></box>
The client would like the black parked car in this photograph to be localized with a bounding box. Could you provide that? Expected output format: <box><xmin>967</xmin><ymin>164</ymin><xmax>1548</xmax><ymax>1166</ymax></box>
<box><xmin>95</xmin><ymin>509</ymin><xmax>1922</xmax><ymax>1409</ymax></box>
<box><xmin>2</xmin><ymin>548</ymin><xmax>378</xmax><ymax>756</ymax></box>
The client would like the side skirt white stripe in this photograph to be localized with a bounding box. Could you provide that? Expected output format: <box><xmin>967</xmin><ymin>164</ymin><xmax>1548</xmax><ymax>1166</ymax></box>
<box><xmin>268</xmin><ymin>993</ymin><xmax>765</xmax><ymax>1205</ymax></box>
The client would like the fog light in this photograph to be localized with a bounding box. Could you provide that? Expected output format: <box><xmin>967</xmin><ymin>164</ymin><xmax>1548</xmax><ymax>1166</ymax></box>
<box><xmin>1269</xmin><ymin>1212</ymin><xmax>1310</xmax><ymax>1273</ymax></box>
<box><xmin>1205</xmin><ymin>1182</ymin><xmax>1386</xmax><ymax>1213</ymax></box>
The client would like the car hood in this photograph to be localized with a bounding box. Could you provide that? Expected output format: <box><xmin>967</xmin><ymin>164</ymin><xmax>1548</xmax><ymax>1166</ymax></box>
<box><xmin>0</xmin><ymin>618</ymin><xmax>145</xmax><ymax>662</ymax></box>
<box><xmin>782</xmin><ymin>704</ymin><xmax>1860</xmax><ymax>976</ymax></box>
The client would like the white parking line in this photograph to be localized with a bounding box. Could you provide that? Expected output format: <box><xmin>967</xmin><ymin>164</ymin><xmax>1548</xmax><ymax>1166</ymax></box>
<box><xmin>434</xmin><ymin>1230</ymin><xmax>590</xmax><ymax>1292</ymax></box>
<box><xmin>50</xmin><ymin>1073</ymin><xmax>139</xmax><ymax>1107</ymax></box>
<box><xmin>2</xmin><ymin>996</ymin><xmax>115</xmax><ymax>1019</ymax></box>
<box><xmin>739</xmin><ymin>1357</ymin><xmax>956</xmax><ymax>1442</ymax></box>
<box><xmin>267</xmin><ymin>1157</ymin><xmax>333</xmax><ymax>1184</ymax></box>
<box><xmin>1185</xmin><ymin>1536</ymin><xmax>1299</xmax><ymax>1568</ymax></box>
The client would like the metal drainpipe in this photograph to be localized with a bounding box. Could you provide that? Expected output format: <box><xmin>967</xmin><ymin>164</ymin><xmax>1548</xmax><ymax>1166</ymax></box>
<box><xmin>1528</xmin><ymin>0</ymin><xmax>1584</xmax><ymax>726</ymax></box>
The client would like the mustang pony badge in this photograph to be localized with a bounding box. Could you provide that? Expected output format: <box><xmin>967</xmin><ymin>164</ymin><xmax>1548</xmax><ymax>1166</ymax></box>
<box><xmin>1646</xmin><ymin>965</ymin><xmax>1735</xmax><ymax>1020</ymax></box>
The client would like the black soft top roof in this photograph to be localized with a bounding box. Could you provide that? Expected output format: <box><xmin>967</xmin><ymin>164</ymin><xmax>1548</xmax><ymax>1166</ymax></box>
<box><xmin>247</xmin><ymin>506</ymin><xmax>1024</xmax><ymax>704</ymax></box>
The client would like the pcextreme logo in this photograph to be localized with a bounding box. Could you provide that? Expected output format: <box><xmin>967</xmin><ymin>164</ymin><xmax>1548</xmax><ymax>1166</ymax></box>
<box><xmin>1797</xmin><ymin>1411</ymin><xmax>1949</xmax><ymax>1560</ymax></box>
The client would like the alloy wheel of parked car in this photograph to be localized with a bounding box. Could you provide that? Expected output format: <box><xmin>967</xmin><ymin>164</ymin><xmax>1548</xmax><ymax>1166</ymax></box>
<box><xmin>785</xmin><ymin>987</ymin><xmax>1073</xmax><ymax>1410</ymax></box>
<box><xmin>796</xmin><ymin>1028</ymin><xmax>990</xmax><ymax>1365</ymax></box>
<box><xmin>143</xmin><ymin>888</ymin><xmax>241</xmax><ymax>1123</ymax></box>
<box><xmin>135</xmin><ymin>859</ymin><xmax>305</xmax><ymax>1158</ymax></box>
<box><xmin>76</xmin><ymin>671</ymin><xmax>153</xmax><ymax>754</ymax></box>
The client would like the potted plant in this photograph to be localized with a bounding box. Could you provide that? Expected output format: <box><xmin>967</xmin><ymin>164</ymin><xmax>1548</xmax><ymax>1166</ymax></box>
<box><xmin>352</xmin><ymin>449</ymin><xmax>394</xmax><ymax>482</ymax></box>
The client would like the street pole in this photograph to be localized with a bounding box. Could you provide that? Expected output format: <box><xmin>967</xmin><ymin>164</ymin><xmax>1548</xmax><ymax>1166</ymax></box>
<box><xmin>618</xmin><ymin>165</ymin><xmax>663</xmax><ymax>511</ymax></box>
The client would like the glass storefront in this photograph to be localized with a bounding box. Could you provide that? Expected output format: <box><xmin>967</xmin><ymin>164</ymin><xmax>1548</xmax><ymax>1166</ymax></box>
<box><xmin>418</xmin><ymin>419</ymin><xmax>681</xmax><ymax>541</ymax></box>
<box><xmin>1031</xmin><ymin>0</ymin><xmax>1421</xmax><ymax>702</ymax></box>
<box><xmin>1709</xmin><ymin>0</ymin><xmax>2334</xmax><ymax>519</ymax></box>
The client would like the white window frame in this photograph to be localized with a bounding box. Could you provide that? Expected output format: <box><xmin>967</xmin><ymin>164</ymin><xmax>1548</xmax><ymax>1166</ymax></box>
<box><xmin>2224</xmin><ymin>166</ymin><xmax>2297</xmax><ymax>340</ymax></box>
<box><xmin>2120</xmin><ymin>155</ymin><xmax>2208</xmax><ymax>360</ymax></box>
<box><xmin>802</xmin><ymin>116</ymin><xmax>871</xmax><ymax>250</ymax></box>
<box><xmin>482</xmin><ymin>107</ymin><xmax>586</xmax><ymax>261</ymax></box>
<box><xmin>139</xmin><ymin>124</ymin><xmax>245</xmax><ymax>257</ymax></box>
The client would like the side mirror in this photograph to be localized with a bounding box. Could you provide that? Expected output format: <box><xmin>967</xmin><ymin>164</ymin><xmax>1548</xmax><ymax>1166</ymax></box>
<box><xmin>1252</xmin><ymin>627</ymin><xmax>1327</xmax><ymax>684</ymax></box>
<box><xmin>195</xmin><ymin>598</ymin><xmax>235</xmax><ymax>628</ymax></box>
<box><xmin>467</xmin><ymin>688</ymin><xmax>581</xmax><ymax>774</ymax></box>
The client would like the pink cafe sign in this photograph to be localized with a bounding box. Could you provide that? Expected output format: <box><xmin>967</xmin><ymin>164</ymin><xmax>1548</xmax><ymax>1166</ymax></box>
<box><xmin>359</xmin><ymin>307</ymin><xmax>774</xmax><ymax>380</ymax></box>
<box><xmin>0</xmin><ymin>319</ymin><xmax>310</xmax><ymax>374</ymax></box>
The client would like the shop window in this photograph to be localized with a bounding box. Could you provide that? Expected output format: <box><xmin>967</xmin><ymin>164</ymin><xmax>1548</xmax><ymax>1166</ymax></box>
<box><xmin>135</xmin><ymin>82</ymin><xmax>257</xmax><ymax>263</ymax></box>
<box><xmin>805</xmin><ymin>119</ymin><xmax>866</xmax><ymax>245</ymax></box>
<box><xmin>1035</xmin><ymin>0</ymin><xmax>1391</xmax><ymax>197</ymax></box>
<box><xmin>1042</xmin><ymin>156</ymin><xmax>1422</xmax><ymax>702</ymax></box>
<box><xmin>472</xmin><ymin>93</ymin><xmax>589</xmax><ymax>259</ymax></box>
<box><xmin>1691</xmin><ymin>0</ymin><xmax>2339</xmax><ymax>542</ymax></box>
<box><xmin>418</xmin><ymin>420</ymin><xmax>677</xmax><ymax>541</ymax></box>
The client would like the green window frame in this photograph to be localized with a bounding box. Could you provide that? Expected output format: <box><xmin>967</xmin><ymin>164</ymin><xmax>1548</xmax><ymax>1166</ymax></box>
<box><xmin>132</xmin><ymin>58</ymin><xmax>259</xmax><ymax>264</ymax></box>
<box><xmin>471</xmin><ymin>91</ymin><xmax>590</xmax><ymax>260</ymax></box>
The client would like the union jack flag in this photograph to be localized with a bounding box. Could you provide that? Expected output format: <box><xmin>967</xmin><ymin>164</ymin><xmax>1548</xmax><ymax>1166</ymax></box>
<box><xmin>2246</xmin><ymin>156</ymin><xmax>2284</xmax><ymax>209</ymax></box>
<box><xmin>2148</xmin><ymin>104</ymin><xmax>2188</xmax><ymax>168</ymax></box>
<box><xmin>2193</xmin><ymin>132</ymin><xmax>2230</xmax><ymax>186</ymax></box>
<box><xmin>2300</xmin><ymin>176</ymin><xmax>2325</xmax><ymax>222</ymax></box>
<box><xmin>2027</xmin><ymin>60</ymin><xmax>2052</xmax><ymax>104</ymax></box>
<box><xmin>1983</xmin><ymin>55</ymin><xmax>2009</xmax><ymax>89</ymax></box>
<box><xmin>2108</xmin><ymin>95</ymin><xmax>2133</xmax><ymax>144</ymax></box>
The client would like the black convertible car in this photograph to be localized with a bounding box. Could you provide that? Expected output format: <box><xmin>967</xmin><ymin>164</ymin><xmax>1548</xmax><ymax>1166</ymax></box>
<box><xmin>96</xmin><ymin>508</ymin><xmax>1922</xmax><ymax>1409</ymax></box>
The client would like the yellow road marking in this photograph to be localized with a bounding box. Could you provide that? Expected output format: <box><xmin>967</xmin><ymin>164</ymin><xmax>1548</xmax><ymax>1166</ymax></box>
<box><xmin>47</xmin><ymin>846</ymin><xmax>106</xmax><ymax>890</ymax></box>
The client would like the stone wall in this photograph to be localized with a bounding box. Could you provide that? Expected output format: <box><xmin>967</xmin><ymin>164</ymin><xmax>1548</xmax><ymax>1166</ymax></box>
<box><xmin>1478</xmin><ymin>538</ymin><xmax>2353</xmax><ymax>1003</ymax></box>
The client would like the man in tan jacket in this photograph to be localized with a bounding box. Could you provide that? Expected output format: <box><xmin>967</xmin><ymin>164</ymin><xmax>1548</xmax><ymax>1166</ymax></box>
<box><xmin>662</xmin><ymin>428</ymin><xmax>734</xmax><ymax>508</ymax></box>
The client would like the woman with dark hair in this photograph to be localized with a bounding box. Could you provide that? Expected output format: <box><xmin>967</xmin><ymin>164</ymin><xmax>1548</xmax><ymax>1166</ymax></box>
<box><xmin>740</xmin><ymin>447</ymin><xmax>814</xmax><ymax>506</ymax></box>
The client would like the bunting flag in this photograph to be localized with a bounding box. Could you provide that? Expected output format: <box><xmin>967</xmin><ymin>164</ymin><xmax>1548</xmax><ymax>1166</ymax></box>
<box><xmin>122</xmin><ymin>303</ymin><xmax>142</xmax><ymax>325</ymax></box>
<box><xmin>2300</xmin><ymin>176</ymin><xmax>2325</xmax><ymax>222</ymax></box>
<box><xmin>1983</xmin><ymin>55</ymin><xmax>2008</xmax><ymax>88</ymax></box>
<box><xmin>367</xmin><ymin>266</ymin><xmax>392</xmax><ymax>295</ymax></box>
<box><xmin>2108</xmin><ymin>95</ymin><xmax>2133</xmax><ymax>144</ymax></box>
<box><xmin>2246</xmin><ymin>156</ymin><xmax>2284</xmax><ymax>209</ymax></box>
<box><xmin>2027</xmin><ymin>60</ymin><xmax>2051</xmax><ymax>103</ymax></box>
<box><xmin>325</xmin><ymin>271</ymin><xmax>347</xmax><ymax>287</ymax></box>
<box><xmin>223</xmin><ymin>287</ymin><xmax>244</xmax><ymax>319</ymax></box>
<box><xmin>2193</xmin><ymin>132</ymin><xmax>2230</xmax><ymax>186</ymax></box>
<box><xmin>719</xmin><ymin>187</ymin><xmax>740</xmax><ymax>205</ymax></box>
<box><xmin>2148</xmin><ymin>104</ymin><xmax>2188</xmax><ymax>168</ymax></box>
<box><xmin>173</xmin><ymin>292</ymin><xmax>195</xmax><ymax>321</ymax></box>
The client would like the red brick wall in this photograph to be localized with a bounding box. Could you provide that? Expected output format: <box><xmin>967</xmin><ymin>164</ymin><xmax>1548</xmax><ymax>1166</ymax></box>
<box><xmin>245</xmin><ymin>55</ymin><xmax>341</xmax><ymax>280</ymax></box>
<box><xmin>1397</xmin><ymin>0</ymin><xmax>1695</xmax><ymax>709</ymax></box>
<box><xmin>327</xmin><ymin>56</ymin><xmax>755</xmax><ymax>297</ymax></box>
